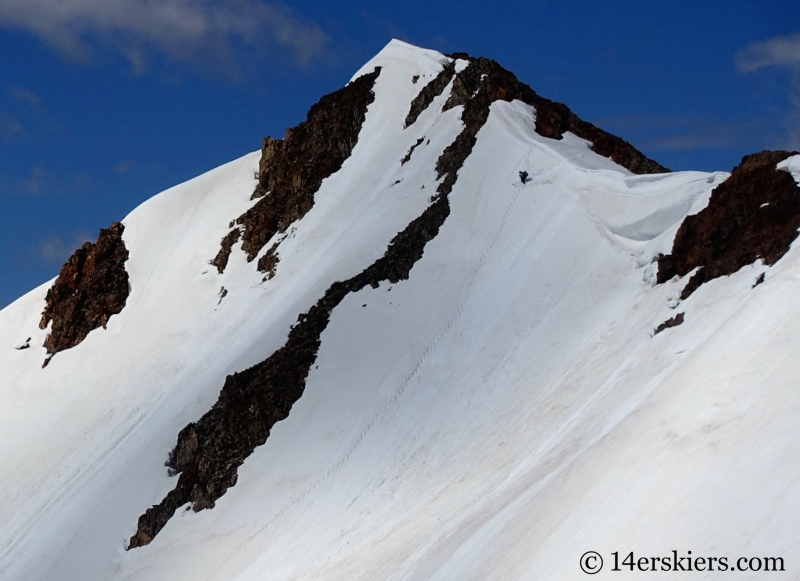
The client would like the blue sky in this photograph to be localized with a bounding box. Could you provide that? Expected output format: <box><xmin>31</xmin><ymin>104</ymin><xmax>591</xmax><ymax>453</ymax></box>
<box><xmin>1</xmin><ymin>0</ymin><xmax>799</xmax><ymax>308</ymax></box>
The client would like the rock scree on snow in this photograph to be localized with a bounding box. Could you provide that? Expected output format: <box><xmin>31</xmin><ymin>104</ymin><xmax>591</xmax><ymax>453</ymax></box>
<box><xmin>38</xmin><ymin>221</ymin><xmax>129</xmax><ymax>365</ymax></box>
<box><xmin>210</xmin><ymin>67</ymin><xmax>382</xmax><ymax>275</ymax></box>
<box><xmin>657</xmin><ymin>150</ymin><xmax>800</xmax><ymax>299</ymax></box>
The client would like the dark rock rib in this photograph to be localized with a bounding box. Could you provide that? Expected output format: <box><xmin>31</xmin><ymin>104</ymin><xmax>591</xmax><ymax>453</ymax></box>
<box><xmin>401</xmin><ymin>137</ymin><xmax>425</xmax><ymax>165</ymax></box>
<box><xmin>657</xmin><ymin>150</ymin><xmax>800</xmax><ymax>299</ymax></box>
<box><xmin>404</xmin><ymin>62</ymin><xmax>456</xmax><ymax>128</ymax></box>
<box><xmin>260</xmin><ymin>242</ymin><xmax>280</xmax><ymax>281</ymax></box>
<box><xmin>445</xmin><ymin>52</ymin><xmax>475</xmax><ymax>62</ymax></box>
<box><xmin>210</xmin><ymin>228</ymin><xmax>241</xmax><ymax>273</ymax></box>
<box><xmin>212</xmin><ymin>68</ymin><xmax>381</xmax><ymax>275</ymax></box>
<box><xmin>652</xmin><ymin>313</ymin><xmax>685</xmax><ymax>336</ymax></box>
<box><xmin>128</xmin><ymin>57</ymin><xmax>500</xmax><ymax>550</ymax></box>
<box><xmin>39</xmin><ymin>222</ymin><xmax>129</xmax><ymax>364</ymax></box>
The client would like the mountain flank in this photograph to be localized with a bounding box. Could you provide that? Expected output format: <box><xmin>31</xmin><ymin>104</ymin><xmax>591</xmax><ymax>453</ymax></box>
<box><xmin>128</xmin><ymin>50</ymin><xmax>541</xmax><ymax>549</ymax></box>
<box><xmin>130</xmin><ymin>49</ymin><xmax>683</xmax><ymax>549</ymax></box>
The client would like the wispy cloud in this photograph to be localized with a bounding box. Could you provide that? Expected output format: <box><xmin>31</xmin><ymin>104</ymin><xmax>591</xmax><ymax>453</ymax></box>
<box><xmin>2</xmin><ymin>86</ymin><xmax>62</xmax><ymax>137</ymax></box>
<box><xmin>7</xmin><ymin>87</ymin><xmax>44</xmax><ymax>109</ymax></box>
<box><xmin>14</xmin><ymin>166</ymin><xmax>59</xmax><ymax>196</ymax></box>
<box><xmin>38</xmin><ymin>230</ymin><xmax>93</xmax><ymax>263</ymax></box>
<box><xmin>1</xmin><ymin>116</ymin><xmax>23</xmax><ymax>137</ymax></box>
<box><xmin>596</xmin><ymin>114</ymin><xmax>771</xmax><ymax>152</ymax></box>
<box><xmin>114</xmin><ymin>159</ymin><xmax>136</xmax><ymax>174</ymax></box>
<box><xmin>0</xmin><ymin>0</ymin><xmax>330</xmax><ymax>76</ymax></box>
<box><xmin>735</xmin><ymin>32</ymin><xmax>800</xmax><ymax>73</ymax></box>
<box><xmin>736</xmin><ymin>31</ymin><xmax>800</xmax><ymax>150</ymax></box>
<box><xmin>0</xmin><ymin>167</ymin><xmax>95</xmax><ymax>198</ymax></box>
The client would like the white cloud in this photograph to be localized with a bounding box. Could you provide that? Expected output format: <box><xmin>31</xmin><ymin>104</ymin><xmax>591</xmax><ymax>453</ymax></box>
<box><xmin>735</xmin><ymin>32</ymin><xmax>800</xmax><ymax>73</ymax></box>
<box><xmin>0</xmin><ymin>0</ymin><xmax>329</xmax><ymax>75</ymax></box>
<box><xmin>736</xmin><ymin>31</ymin><xmax>800</xmax><ymax>151</ymax></box>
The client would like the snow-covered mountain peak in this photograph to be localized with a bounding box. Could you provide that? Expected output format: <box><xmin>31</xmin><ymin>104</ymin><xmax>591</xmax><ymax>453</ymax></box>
<box><xmin>350</xmin><ymin>39</ymin><xmax>453</xmax><ymax>83</ymax></box>
<box><xmin>2</xmin><ymin>41</ymin><xmax>800</xmax><ymax>581</ymax></box>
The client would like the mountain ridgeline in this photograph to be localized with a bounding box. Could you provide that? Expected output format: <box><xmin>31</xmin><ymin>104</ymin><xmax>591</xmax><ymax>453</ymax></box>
<box><xmin>25</xmin><ymin>46</ymin><xmax>800</xmax><ymax>558</ymax></box>
<box><xmin>6</xmin><ymin>41</ymin><xmax>800</xmax><ymax>580</ymax></box>
<box><xmin>126</xmin><ymin>50</ymin><xmax>677</xmax><ymax>549</ymax></box>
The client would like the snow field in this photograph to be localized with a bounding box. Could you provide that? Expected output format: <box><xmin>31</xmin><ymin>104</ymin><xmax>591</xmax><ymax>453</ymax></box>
<box><xmin>1</xmin><ymin>40</ymin><xmax>799</xmax><ymax>580</ymax></box>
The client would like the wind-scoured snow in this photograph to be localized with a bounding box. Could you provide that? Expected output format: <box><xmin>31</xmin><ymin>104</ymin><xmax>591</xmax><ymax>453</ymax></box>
<box><xmin>1</xmin><ymin>40</ymin><xmax>798</xmax><ymax>580</ymax></box>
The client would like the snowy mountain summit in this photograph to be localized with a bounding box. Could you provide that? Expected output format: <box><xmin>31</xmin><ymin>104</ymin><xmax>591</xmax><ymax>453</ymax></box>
<box><xmin>2</xmin><ymin>40</ymin><xmax>800</xmax><ymax>580</ymax></box>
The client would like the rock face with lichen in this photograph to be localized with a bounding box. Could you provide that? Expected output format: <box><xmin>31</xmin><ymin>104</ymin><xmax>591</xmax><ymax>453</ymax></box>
<box><xmin>39</xmin><ymin>222</ymin><xmax>129</xmax><ymax>361</ymax></box>
<box><xmin>657</xmin><ymin>150</ymin><xmax>800</xmax><ymax>298</ymax></box>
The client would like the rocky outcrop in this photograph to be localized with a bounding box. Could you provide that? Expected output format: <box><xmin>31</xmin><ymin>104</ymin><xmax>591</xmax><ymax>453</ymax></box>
<box><xmin>129</xmin><ymin>56</ymin><xmax>500</xmax><ymax>549</ymax></box>
<box><xmin>260</xmin><ymin>242</ymin><xmax>280</xmax><ymax>280</ymax></box>
<box><xmin>433</xmin><ymin>56</ymin><xmax>668</xmax><ymax>175</ymax></box>
<box><xmin>210</xmin><ymin>228</ymin><xmax>241</xmax><ymax>273</ymax></box>
<box><xmin>39</xmin><ymin>222</ymin><xmax>129</xmax><ymax>363</ymax></box>
<box><xmin>212</xmin><ymin>68</ymin><xmax>381</xmax><ymax>276</ymax></box>
<box><xmin>653</xmin><ymin>313</ymin><xmax>685</xmax><ymax>336</ymax></box>
<box><xmin>657</xmin><ymin>151</ymin><xmax>800</xmax><ymax>299</ymax></box>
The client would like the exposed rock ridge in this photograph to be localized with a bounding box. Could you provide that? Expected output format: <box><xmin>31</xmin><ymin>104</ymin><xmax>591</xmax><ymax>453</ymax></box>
<box><xmin>128</xmin><ymin>61</ymin><xmax>500</xmax><ymax>549</ymax></box>
<box><xmin>211</xmin><ymin>67</ymin><xmax>381</xmax><ymax>274</ymax></box>
<box><xmin>401</xmin><ymin>137</ymin><xmax>425</xmax><ymax>165</ymax></box>
<box><xmin>435</xmin><ymin>56</ymin><xmax>669</xmax><ymax>175</ymax></box>
<box><xmin>39</xmin><ymin>222</ymin><xmax>129</xmax><ymax>364</ymax></box>
<box><xmin>404</xmin><ymin>62</ymin><xmax>456</xmax><ymax>128</ymax></box>
<box><xmin>657</xmin><ymin>150</ymin><xmax>800</xmax><ymax>299</ymax></box>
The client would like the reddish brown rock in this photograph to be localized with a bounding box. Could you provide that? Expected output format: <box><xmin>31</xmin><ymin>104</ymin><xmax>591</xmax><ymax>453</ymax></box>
<box><xmin>212</xmin><ymin>68</ymin><xmax>381</xmax><ymax>276</ymax></box>
<box><xmin>39</xmin><ymin>222</ymin><xmax>129</xmax><ymax>361</ymax></box>
<box><xmin>657</xmin><ymin>150</ymin><xmax>800</xmax><ymax>299</ymax></box>
<box><xmin>210</xmin><ymin>228</ymin><xmax>241</xmax><ymax>274</ymax></box>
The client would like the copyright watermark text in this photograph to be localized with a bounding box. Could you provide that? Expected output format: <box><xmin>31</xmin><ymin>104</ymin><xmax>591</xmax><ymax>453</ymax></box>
<box><xmin>580</xmin><ymin>551</ymin><xmax>785</xmax><ymax>574</ymax></box>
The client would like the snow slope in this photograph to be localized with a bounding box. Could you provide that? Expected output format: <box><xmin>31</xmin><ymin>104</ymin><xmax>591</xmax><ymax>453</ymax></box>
<box><xmin>1</xmin><ymin>40</ymin><xmax>799</xmax><ymax>580</ymax></box>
